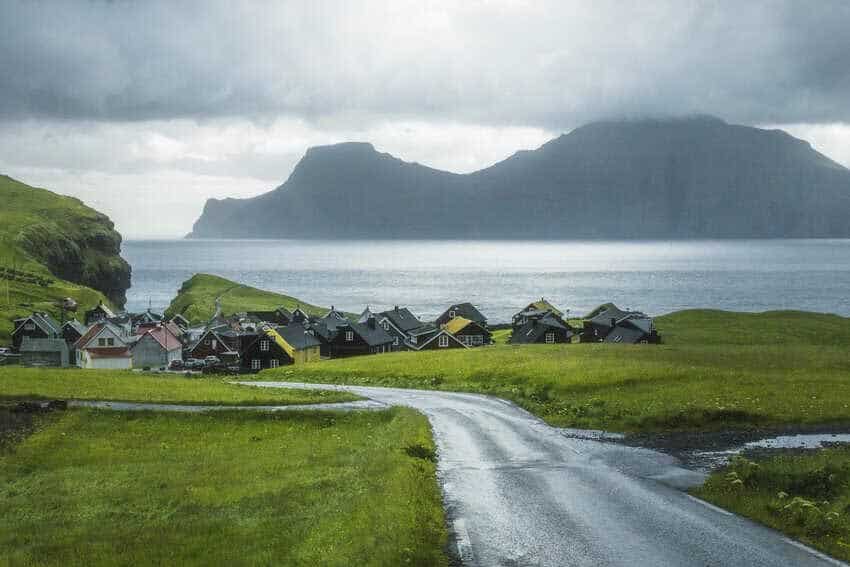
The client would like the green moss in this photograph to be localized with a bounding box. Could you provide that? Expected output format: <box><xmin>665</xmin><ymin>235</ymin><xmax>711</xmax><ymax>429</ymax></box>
<box><xmin>164</xmin><ymin>273</ymin><xmax>332</xmax><ymax>324</ymax></box>
<box><xmin>0</xmin><ymin>408</ymin><xmax>448</xmax><ymax>566</ymax></box>
<box><xmin>259</xmin><ymin>310</ymin><xmax>850</xmax><ymax>433</ymax></box>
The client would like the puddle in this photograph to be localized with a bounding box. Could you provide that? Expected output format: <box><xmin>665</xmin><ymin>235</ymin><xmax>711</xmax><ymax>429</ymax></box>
<box><xmin>688</xmin><ymin>432</ymin><xmax>850</xmax><ymax>471</ymax></box>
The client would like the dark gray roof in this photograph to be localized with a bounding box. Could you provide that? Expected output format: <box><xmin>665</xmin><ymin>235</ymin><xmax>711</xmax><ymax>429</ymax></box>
<box><xmin>439</xmin><ymin>302</ymin><xmax>486</xmax><ymax>324</ymax></box>
<box><xmin>603</xmin><ymin>324</ymin><xmax>648</xmax><ymax>344</ymax></box>
<box><xmin>347</xmin><ymin>321</ymin><xmax>394</xmax><ymax>346</ymax></box>
<box><xmin>406</xmin><ymin>323</ymin><xmax>438</xmax><ymax>337</ymax></box>
<box><xmin>15</xmin><ymin>312</ymin><xmax>62</xmax><ymax>337</ymax></box>
<box><xmin>378</xmin><ymin>307</ymin><xmax>423</xmax><ymax>332</ymax></box>
<box><xmin>276</xmin><ymin>324</ymin><xmax>322</xmax><ymax>350</ymax></box>
<box><xmin>357</xmin><ymin>307</ymin><xmax>375</xmax><ymax>324</ymax></box>
<box><xmin>62</xmin><ymin>319</ymin><xmax>87</xmax><ymax>335</ymax></box>
<box><xmin>511</xmin><ymin>315</ymin><xmax>572</xmax><ymax>344</ymax></box>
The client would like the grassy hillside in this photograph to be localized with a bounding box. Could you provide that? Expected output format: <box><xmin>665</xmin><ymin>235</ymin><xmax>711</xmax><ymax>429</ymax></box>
<box><xmin>164</xmin><ymin>273</ymin><xmax>331</xmax><ymax>324</ymax></box>
<box><xmin>0</xmin><ymin>175</ymin><xmax>131</xmax><ymax>343</ymax></box>
<box><xmin>0</xmin><ymin>408</ymin><xmax>448</xmax><ymax>566</ymax></box>
<box><xmin>262</xmin><ymin>309</ymin><xmax>850</xmax><ymax>433</ymax></box>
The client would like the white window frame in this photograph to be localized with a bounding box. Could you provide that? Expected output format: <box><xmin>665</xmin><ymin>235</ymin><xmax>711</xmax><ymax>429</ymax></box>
<box><xmin>438</xmin><ymin>335</ymin><xmax>449</xmax><ymax>348</ymax></box>
<box><xmin>107</xmin><ymin>338</ymin><xmax>114</xmax><ymax>346</ymax></box>
<box><xmin>545</xmin><ymin>332</ymin><xmax>555</xmax><ymax>344</ymax></box>
<box><xmin>393</xmin><ymin>337</ymin><xmax>399</xmax><ymax>346</ymax></box>
<box><xmin>251</xmin><ymin>359</ymin><xmax>262</xmax><ymax>370</ymax></box>
<box><xmin>260</xmin><ymin>340</ymin><xmax>269</xmax><ymax>352</ymax></box>
<box><xmin>448</xmin><ymin>310</ymin><xmax>456</xmax><ymax>318</ymax></box>
<box><xmin>345</xmin><ymin>331</ymin><xmax>354</xmax><ymax>342</ymax></box>
<box><xmin>211</xmin><ymin>339</ymin><xmax>217</xmax><ymax>349</ymax></box>
<box><xmin>98</xmin><ymin>338</ymin><xmax>106</xmax><ymax>346</ymax></box>
<box><xmin>270</xmin><ymin>359</ymin><xmax>279</xmax><ymax>369</ymax></box>
<box><xmin>24</xmin><ymin>322</ymin><xmax>35</xmax><ymax>331</ymax></box>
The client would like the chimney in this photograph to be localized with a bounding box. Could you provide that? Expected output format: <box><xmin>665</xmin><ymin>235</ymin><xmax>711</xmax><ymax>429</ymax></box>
<box><xmin>394</xmin><ymin>305</ymin><xmax>399</xmax><ymax>312</ymax></box>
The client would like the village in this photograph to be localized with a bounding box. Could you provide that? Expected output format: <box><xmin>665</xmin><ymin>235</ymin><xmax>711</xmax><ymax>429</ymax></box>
<box><xmin>3</xmin><ymin>297</ymin><xmax>661</xmax><ymax>372</ymax></box>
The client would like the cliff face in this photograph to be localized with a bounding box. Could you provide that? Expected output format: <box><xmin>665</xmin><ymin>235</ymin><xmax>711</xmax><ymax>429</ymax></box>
<box><xmin>0</xmin><ymin>175</ymin><xmax>131</xmax><ymax>307</ymax></box>
<box><xmin>189</xmin><ymin>116</ymin><xmax>850</xmax><ymax>239</ymax></box>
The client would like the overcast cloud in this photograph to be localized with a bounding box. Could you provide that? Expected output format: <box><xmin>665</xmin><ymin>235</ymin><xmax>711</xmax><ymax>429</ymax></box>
<box><xmin>1</xmin><ymin>1</ymin><xmax>849</xmax><ymax>237</ymax></box>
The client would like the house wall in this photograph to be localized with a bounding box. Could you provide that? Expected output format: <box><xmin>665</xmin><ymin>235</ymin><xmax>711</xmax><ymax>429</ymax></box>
<box><xmin>418</xmin><ymin>332</ymin><xmax>465</xmax><ymax>350</ymax></box>
<box><xmin>132</xmin><ymin>335</ymin><xmax>181</xmax><ymax>369</ymax></box>
<box><xmin>21</xmin><ymin>351</ymin><xmax>64</xmax><ymax>367</ymax></box>
<box><xmin>240</xmin><ymin>339</ymin><xmax>293</xmax><ymax>371</ymax></box>
<box><xmin>12</xmin><ymin>325</ymin><xmax>49</xmax><ymax>351</ymax></box>
<box><xmin>292</xmin><ymin>346</ymin><xmax>321</xmax><ymax>364</ymax></box>
<box><xmin>455</xmin><ymin>323</ymin><xmax>492</xmax><ymax>347</ymax></box>
<box><xmin>79</xmin><ymin>351</ymin><xmax>132</xmax><ymax>370</ymax></box>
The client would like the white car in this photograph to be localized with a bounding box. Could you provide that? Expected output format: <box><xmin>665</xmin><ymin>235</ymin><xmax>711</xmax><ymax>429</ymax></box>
<box><xmin>0</xmin><ymin>347</ymin><xmax>11</xmax><ymax>356</ymax></box>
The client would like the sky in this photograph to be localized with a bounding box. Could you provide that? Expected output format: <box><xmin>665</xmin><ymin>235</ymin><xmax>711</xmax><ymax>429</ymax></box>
<box><xmin>1</xmin><ymin>1</ymin><xmax>850</xmax><ymax>238</ymax></box>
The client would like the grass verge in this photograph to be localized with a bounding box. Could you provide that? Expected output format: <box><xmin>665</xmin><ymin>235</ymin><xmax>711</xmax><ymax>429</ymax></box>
<box><xmin>0</xmin><ymin>407</ymin><xmax>448</xmax><ymax>566</ymax></box>
<box><xmin>692</xmin><ymin>450</ymin><xmax>850</xmax><ymax>562</ymax></box>
<box><xmin>259</xmin><ymin>310</ymin><xmax>850</xmax><ymax>433</ymax></box>
<box><xmin>0</xmin><ymin>367</ymin><xmax>358</xmax><ymax>406</ymax></box>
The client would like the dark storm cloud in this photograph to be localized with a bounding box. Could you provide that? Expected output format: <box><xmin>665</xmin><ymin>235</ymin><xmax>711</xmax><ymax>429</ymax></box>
<box><xmin>1</xmin><ymin>1</ymin><xmax>849</xmax><ymax>129</ymax></box>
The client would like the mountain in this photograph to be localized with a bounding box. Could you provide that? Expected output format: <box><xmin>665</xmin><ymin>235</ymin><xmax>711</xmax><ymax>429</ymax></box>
<box><xmin>189</xmin><ymin>116</ymin><xmax>850</xmax><ymax>239</ymax></box>
<box><xmin>0</xmin><ymin>175</ymin><xmax>131</xmax><ymax>340</ymax></box>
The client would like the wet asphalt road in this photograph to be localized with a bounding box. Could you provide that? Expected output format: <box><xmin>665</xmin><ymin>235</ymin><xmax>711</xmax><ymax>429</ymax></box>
<box><xmin>247</xmin><ymin>381</ymin><xmax>845</xmax><ymax>567</ymax></box>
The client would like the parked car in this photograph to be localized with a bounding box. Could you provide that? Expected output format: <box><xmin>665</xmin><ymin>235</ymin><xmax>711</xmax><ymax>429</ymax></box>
<box><xmin>204</xmin><ymin>355</ymin><xmax>221</xmax><ymax>367</ymax></box>
<box><xmin>183</xmin><ymin>358</ymin><xmax>203</xmax><ymax>370</ymax></box>
<box><xmin>169</xmin><ymin>359</ymin><xmax>184</xmax><ymax>370</ymax></box>
<box><xmin>0</xmin><ymin>347</ymin><xmax>11</xmax><ymax>356</ymax></box>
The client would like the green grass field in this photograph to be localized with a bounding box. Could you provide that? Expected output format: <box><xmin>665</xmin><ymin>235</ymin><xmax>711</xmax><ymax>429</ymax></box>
<box><xmin>261</xmin><ymin>310</ymin><xmax>850</xmax><ymax>433</ymax></box>
<box><xmin>0</xmin><ymin>408</ymin><xmax>448</xmax><ymax>566</ymax></box>
<box><xmin>693</xmin><ymin>450</ymin><xmax>850</xmax><ymax>562</ymax></box>
<box><xmin>0</xmin><ymin>367</ymin><xmax>358</xmax><ymax>406</ymax></box>
<box><xmin>164</xmin><ymin>273</ymin><xmax>332</xmax><ymax>324</ymax></box>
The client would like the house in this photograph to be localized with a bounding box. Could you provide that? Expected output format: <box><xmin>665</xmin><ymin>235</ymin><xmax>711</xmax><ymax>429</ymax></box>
<box><xmin>581</xmin><ymin>304</ymin><xmax>660</xmax><ymax>344</ymax></box>
<box><xmin>61</xmin><ymin>319</ymin><xmax>87</xmax><ymax>364</ymax></box>
<box><xmin>512</xmin><ymin>298</ymin><xmax>566</xmax><ymax>327</ymax></box>
<box><xmin>603</xmin><ymin>317</ymin><xmax>660</xmax><ymax>344</ymax></box>
<box><xmin>75</xmin><ymin>321</ymin><xmax>133</xmax><ymax>369</ymax></box>
<box><xmin>412</xmin><ymin>327</ymin><xmax>469</xmax><ymax>351</ymax></box>
<box><xmin>510</xmin><ymin>313</ymin><xmax>574</xmax><ymax>345</ymax></box>
<box><xmin>323</xmin><ymin>314</ymin><xmax>394</xmax><ymax>358</ymax></box>
<box><xmin>244</xmin><ymin>308</ymin><xmax>293</xmax><ymax>326</ymax></box>
<box><xmin>291</xmin><ymin>306</ymin><xmax>311</xmax><ymax>324</ymax></box>
<box><xmin>274</xmin><ymin>324</ymin><xmax>322</xmax><ymax>364</ymax></box>
<box><xmin>443</xmin><ymin>317</ymin><xmax>492</xmax><ymax>347</ymax></box>
<box><xmin>435</xmin><ymin>302</ymin><xmax>488</xmax><ymax>328</ymax></box>
<box><xmin>84</xmin><ymin>300</ymin><xmax>115</xmax><ymax>325</ymax></box>
<box><xmin>19</xmin><ymin>337</ymin><xmax>70</xmax><ymax>367</ymax></box>
<box><xmin>131</xmin><ymin>324</ymin><xmax>182</xmax><ymax>369</ymax></box>
<box><xmin>11</xmin><ymin>312</ymin><xmax>62</xmax><ymax>351</ymax></box>
<box><xmin>186</xmin><ymin>328</ymin><xmax>240</xmax><ymax>363</ymax></box>
<box><xmin>131</xmin><ymin>309</ymin><xmax>163</xmax><ymax>328</ymax></box>
<box><xmin>240</xmin><ymin>328</ymin><xmax>294</xmax><ymax>371</ymax></box>
<box><xmin>376</xmin><ymin>306</ymin><xmax>425</xmax><ymax>350</ymax></box>
<box><xmin>168</xmin><ymin>313</ymin><xmax>191</xmax><ymax>330</ymax></box>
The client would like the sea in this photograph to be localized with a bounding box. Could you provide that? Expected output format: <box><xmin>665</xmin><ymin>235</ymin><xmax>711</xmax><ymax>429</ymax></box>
<box><xmin>123</xmin><ymin>239</ymin><xmax>850</xmax><ymax>323</ymax></box>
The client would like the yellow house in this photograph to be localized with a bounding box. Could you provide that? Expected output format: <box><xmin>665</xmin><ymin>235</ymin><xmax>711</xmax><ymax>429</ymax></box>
<box><xmin>267</xmin><ymin>325</ymin><xmax>322</xmax><ymax>364</ymax></box>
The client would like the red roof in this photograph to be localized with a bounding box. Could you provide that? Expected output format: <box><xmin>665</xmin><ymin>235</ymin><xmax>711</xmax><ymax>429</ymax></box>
<box><xmin>74</xmin><ymin>322</ymin><xmax>106</xmax><ymax>350</ymax></box>
<box><xmin>135</xmin><ymin>325</ymin><xmax>181</xmax><ymax>350</ymax></box>
<box><xmin>86</xmin><ymin>347</ymin><xmax>132</xmax><ymax>358</ymax></box>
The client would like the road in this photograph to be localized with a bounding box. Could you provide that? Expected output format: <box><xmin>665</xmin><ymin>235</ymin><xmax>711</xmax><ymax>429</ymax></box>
<box><xmin>247</xmin><ymin>381</ymin><xmax>845</xmax><ymax>567</ymax></box>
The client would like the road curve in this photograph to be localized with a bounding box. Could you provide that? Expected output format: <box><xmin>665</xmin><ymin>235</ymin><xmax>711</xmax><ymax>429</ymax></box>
<box><xmin>248</xmin><ymin>381</ymin><xmax>845</xmax><ymax>567</ymax></box>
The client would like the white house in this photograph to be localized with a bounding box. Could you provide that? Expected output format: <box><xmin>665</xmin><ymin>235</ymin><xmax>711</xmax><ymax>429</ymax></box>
<box><xmin>75</xmin><ymin>321</ymin><xmax>133</xmax><ymax>369</ymax></box>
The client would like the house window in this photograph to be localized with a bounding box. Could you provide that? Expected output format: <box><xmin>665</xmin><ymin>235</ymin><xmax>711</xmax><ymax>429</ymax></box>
<box><xmin>345</xmin><ymin>331</ymin><xmax>354</xmax><ymax>342</ymax></box>
<box><xmin>448</xmin><ymin>310</ymin><xmax>456</xmax><ymax>318</ymax></box>
<box><xmin>260</xmin><ymin>340</ymin><xmax>269</xmax><ymax>351</ymax></box>
<box><xmin>472</xmin><ymin>335</ymin><xmax>484</xmax><ymax>345</ymax></box>
<box><xmin>393</xmin><ymin>337</ymin><xmax>399</xmax><ymax>346</ymax></box>
<box><xmin>545</xmin><ymin>332</ymin><xmax>555</xmax><ymax>344</ymax></box>
<box><xmin>438</xmin><ymin>335</ymin><xmax>449</xmax><ymax>348</ymax></box>
<box><xmin>98</xmin><ymin>338</ymin><xmax>106</xmax><ymax>346</ymax></box>
<box><xmin>382</xmin><ymin>321</ymin><xmax>390</xmax><ymax>330</ymax></box>
<box><xmin>24</xmin><ymin>323</ymin><xmax>35</xmax><ymax>331</ymax></box>
<box><xmin>107</xmin><ymin>338</ymin><xmax>114</xmax><ymax>346</ymax></box>
<box><xmin>270</xmin><ymin>359</ymin><xmax>279</xmax><ymax>369</ymax></box>
<box><xmin>211</xmin><ymin>339</ymin><xmax>217</xmax><ymax>349</ymax></box>
<box><xmin>251</xmin><ymin>359</ymin><xmax>261</xmax><ymax>370</ymax></box>
<box><xmin>410</xmin><ymin>336</ymin><xmax>417</xmax><ymax>344</ymax></box>
<box><xmin>204</xmin><ymin>339</ymin><xmax>211</xmax><ymax>345</ymax></box>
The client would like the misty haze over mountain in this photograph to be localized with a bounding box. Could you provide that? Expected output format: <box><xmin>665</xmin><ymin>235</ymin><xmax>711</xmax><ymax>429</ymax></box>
<box><xmin>190</xmin><ymin>117</ymin><xmax>850</xmax><ymax>239</ymax></box>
